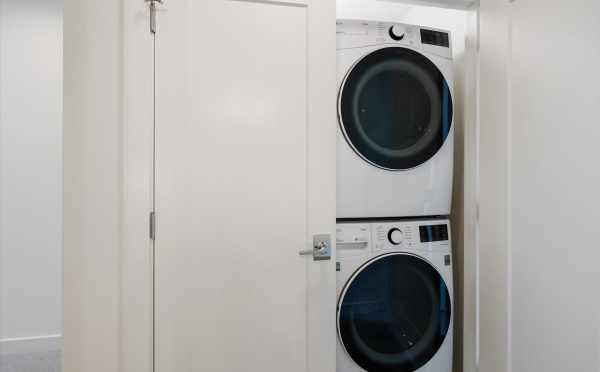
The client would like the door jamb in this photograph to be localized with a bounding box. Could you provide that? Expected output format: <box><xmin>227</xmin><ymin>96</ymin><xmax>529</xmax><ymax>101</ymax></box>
<box><xmin>121</xmin><ymin>1</ymin><xmax>155</xmax><ymax>371</ymax></box>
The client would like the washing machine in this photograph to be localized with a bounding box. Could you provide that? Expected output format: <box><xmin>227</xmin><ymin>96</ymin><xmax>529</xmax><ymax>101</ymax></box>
<box><xmin>336</xmin><ymin>219</ymin><xmax>453</xmax><ymax>372</ymax></box>
<box><xmin>337</xmin><ymin>20</ymin><xmax>455</xmax><ymax>219</ymax></box>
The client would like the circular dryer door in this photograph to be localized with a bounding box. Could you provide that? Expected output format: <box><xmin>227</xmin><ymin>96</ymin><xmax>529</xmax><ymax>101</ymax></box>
<box><xmin>337</xmin><ymin>253</ymin><xmax>451</xmax><ymax>372</ymax></box>
<box><xmin>339</xmin><ymin>47</ymin><xmax>453</xmax><ymax>170</ymax></box>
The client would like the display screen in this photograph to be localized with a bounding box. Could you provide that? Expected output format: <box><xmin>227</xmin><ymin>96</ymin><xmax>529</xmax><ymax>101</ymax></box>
<box><xmin>420</xmin><ymin>29</ymin><xmax>450</xmax><ymax>48</ymax></box>
<box><xmin>419</xmin><ymin>224</ymin><xmax>449</xmax><ymax>242</ymax></box>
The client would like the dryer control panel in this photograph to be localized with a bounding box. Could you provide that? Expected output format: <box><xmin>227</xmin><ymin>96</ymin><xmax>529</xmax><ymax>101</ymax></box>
<box><xmin>336</xmin><ymin>19</ymin><xmax>453</xmax><ymax>59</ymax></box>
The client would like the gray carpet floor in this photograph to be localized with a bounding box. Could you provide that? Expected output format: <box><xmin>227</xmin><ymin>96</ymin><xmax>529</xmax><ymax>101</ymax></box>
<box><xmin>0</xmin><ymin>351</ymin><xmax>61</xmax><ymax>372</ymax></box>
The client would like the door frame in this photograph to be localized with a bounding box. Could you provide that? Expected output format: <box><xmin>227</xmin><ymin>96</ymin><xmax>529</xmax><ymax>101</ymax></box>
<box><xmin>121</xmin><ymin>1</ymin><xmax>155</xmax><ymax>371</ymax></box>
<box><xmin>458</xmin><ymin>7</ymin><xmax>480</xmax><ymax>372</ymax></box>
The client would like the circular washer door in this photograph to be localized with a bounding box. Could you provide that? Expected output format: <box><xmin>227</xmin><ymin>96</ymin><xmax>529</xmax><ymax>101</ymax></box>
<box><xmin>338</xmin><ymin>253</ymin><xmax>451</xmax><ymax>372</ymax></box>
<box><xmin>339</xmin><ymin>47</ymin><xmax>453</xmax><ymax>170</ymax></box>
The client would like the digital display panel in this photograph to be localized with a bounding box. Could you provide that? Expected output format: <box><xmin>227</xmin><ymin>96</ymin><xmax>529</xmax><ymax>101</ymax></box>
<box><xmin>419</xmin><ymin>224</ymin><xmax>449</xmax><ymax>243</ymax></box>
<box><xmin>420</xmin><ymin>29</ymin><xmax>450</xmax><ymax>48</ymax></box>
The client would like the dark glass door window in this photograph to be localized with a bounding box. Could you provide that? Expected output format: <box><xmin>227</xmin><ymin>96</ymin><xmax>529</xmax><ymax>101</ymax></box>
<box><xmin>339</xmin><ymin>47</ymin><xmax>453</xmax><ymax>170</ymax></box>
<box><xmin>338</xmin><ymin>253</ymin><xmax>451</xmax><ymax>372</ymax></box>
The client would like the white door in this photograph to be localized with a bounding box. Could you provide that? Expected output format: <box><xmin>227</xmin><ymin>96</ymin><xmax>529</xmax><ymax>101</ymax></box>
<box><xmin>152</xmin><ymin>1</ymin><xmax>336</xmax><ymax>371</ymax></box>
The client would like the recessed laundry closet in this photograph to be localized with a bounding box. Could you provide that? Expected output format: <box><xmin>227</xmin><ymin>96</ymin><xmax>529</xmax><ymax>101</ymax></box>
<box><xmin>335</xmin><ymin>2</ymin><xmax>476</xmax><ymax>372</ymax></box>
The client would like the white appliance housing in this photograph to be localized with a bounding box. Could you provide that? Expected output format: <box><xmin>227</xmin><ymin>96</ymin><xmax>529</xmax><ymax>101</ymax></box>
<box><xmin>336</xmin><ymin>219</ymin><xmax>453</xmax><ymax>372</ymax></box>
<box><xmin>337</xmin><ymin>20</ymin><xmax>455</xmax><ymax>218</ymax></box>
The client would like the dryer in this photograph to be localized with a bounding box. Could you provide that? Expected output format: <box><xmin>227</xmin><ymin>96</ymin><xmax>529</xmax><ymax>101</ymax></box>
<box><xmin>337</xmin><ymin>20</ymin><xmax>455</xmax><ymax>219</ymax></box>
<box><xmin>336</xmin><ymin>219</ymin><xmax>453</xmax><ymax>372</ymax></box>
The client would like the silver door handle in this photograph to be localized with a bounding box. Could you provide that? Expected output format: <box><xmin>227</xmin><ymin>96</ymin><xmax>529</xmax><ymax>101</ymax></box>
<box><xmin>299</xmin><ymin>241</ymin><xmax>328</xmax><ymax>255</ymax></box>
<box><xmin>298</xmin><ymin>234</ymin><xmax>332</xmax><ymax>261</ymax></box>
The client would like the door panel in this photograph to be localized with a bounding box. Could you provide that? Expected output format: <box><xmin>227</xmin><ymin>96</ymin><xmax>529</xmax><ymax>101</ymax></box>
<box><xmin>154</xmin><ymin>0</ymin><xmax>335</xmax><ymax>371</ymax></box>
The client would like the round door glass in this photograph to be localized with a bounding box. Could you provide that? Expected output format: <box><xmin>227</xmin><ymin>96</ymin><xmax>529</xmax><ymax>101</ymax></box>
<box><xmin>338</xmin><ymin>253</ymin><xmax>451</xmax><ymax>372</ymax></box>
<box><xmin>339</xmin><ymin>47</ymin><xmax>453</xmax><ymax>170</ymax></box>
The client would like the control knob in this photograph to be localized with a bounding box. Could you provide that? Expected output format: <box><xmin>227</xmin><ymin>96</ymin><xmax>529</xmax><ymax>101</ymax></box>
<box><xmin>388</xmin><ymin>228</ymin><xmax>403</xmax><ymax>245</ymax></box>
<box><xmin>389</xmin><ymin>25</ymin><xmax>406</xmax><ymax>41</ymax></box>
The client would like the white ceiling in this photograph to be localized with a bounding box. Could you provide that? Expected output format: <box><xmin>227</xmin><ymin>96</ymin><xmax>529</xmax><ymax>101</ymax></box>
<box><xmin>376</xmin><ymin>0</ymin><xmax>479</xmax><ymax>10</ymax></box>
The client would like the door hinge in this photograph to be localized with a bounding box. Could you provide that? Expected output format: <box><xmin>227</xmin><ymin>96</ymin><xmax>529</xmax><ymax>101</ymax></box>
<box><xmin>149</xmin><ymin>211</ymin><xmax>156</xmax><ymax>240</ymax></box>
<box><xmin>145</xmin><ymin>0</ymin><xmax>163</xmax><ymax>34</ymax></box>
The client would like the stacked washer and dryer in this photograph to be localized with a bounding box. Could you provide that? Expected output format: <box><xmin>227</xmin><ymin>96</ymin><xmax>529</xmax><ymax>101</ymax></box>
<box><xmin>336</xmin><ymin>20</ymin><xmax>455</xmax><ymax>372</ymax></box>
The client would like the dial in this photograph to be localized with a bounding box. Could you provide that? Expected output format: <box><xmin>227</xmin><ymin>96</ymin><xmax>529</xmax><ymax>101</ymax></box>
<box><xmin>388</xmin><ymin>25</ymin><xmax>405</xmax><ymax>41</ymax></box>
<box><xmin>387</xmin><ymin>228</ymin><xmax>403</xmax><ymax>245</ymax></box>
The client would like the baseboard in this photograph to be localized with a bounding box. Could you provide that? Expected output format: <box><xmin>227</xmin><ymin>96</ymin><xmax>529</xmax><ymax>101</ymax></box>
<box><xmin>0</xmin><ymin>335</ymin><xmax>62</xmax><ymax>355</ymax></box>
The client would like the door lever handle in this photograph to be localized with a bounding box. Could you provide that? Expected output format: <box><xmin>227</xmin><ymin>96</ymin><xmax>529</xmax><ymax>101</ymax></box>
<box><xmin>299</xmin><ymin>234</ymin><xmax>332</xmax><ymax>261</ymax></box>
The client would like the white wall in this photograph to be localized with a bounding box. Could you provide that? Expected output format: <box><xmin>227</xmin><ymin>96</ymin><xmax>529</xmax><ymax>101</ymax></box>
<box><xmin>336</xmin><ymin>2</ymin><xmax>475</xmax><ymax>371</ymax></box>
<box><xmin>479</xmin><ymin>0</ymin><xmax>600</xmax><ymax>371</ymax></box>
<box><xmin>510</xmin><ymin>1</ymin><xmax>600</xmax><ymax>369</ymax></box>
<box><xmin>0</xmin><ymin>0</ymin><xmax>63</xmax><ymax>354</ymax></box>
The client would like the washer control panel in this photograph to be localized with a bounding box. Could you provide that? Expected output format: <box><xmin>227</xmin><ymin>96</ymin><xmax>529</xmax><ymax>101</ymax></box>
<box><xmin>336</xmin><ymin>223</ymin><xmax>371</xmax><ymax>259</ymax></box>
<box><xmin>373</xmin><ymin>223</ymin><xmax>416</xmax><ymax>251</ymax></box>
<box><xmin>336</xmin><ymin>223</ymin><xmax>370</xmax><ymax>244</ymax></box>
<box><xmin>374</xmin><ymin>220</ymin><xmax>450</xmax><ymax>251</ymax></box>
<box><xmin>387</xmin><ymin>228</ymin><xmax>404</xmax><ymax>245</ymax></box>
<box><xmin>337</xmin><ymin>219</ymin><xmax>451</xmax><ymax>255</ymax></box>
<box><xmin>419</xmin><ymin>223</ymin><xmax>449</xmax><ymax>243</ymax></box>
